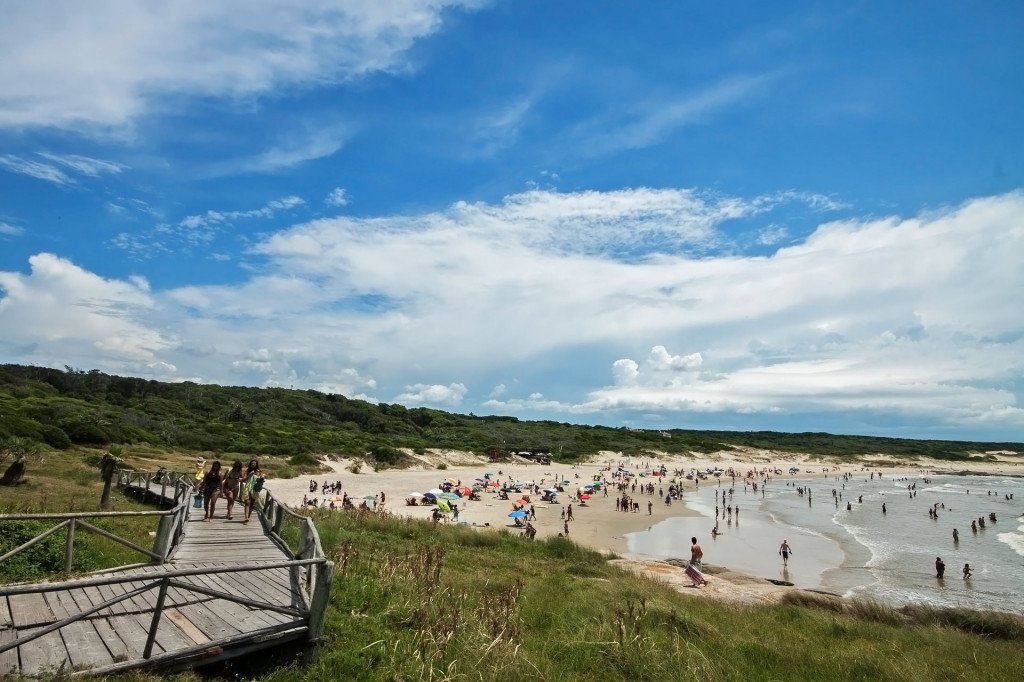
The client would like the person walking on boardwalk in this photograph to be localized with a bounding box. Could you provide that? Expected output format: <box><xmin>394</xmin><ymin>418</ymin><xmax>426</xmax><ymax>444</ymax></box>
<box><xmin>222</xmin><ymin>461</ymin><xmax>243</xmax><ymax>520</ymax></box>
<box><xmin>779</xmin><ymin>539</ymin><xmax>793</xmax><ymax>566</ymax></box>
<box><xmin>241</xmin><ymin>459</ymin><xmax>262</xmax><ymax>524</ymax></box>
<box><xmin>202</xmin><ymin>460</ymin><xmax>223</xmax><ymax>521</ymax></box>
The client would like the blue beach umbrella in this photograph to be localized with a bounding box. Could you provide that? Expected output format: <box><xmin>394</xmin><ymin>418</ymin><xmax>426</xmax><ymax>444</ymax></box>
<box><xmin>508</xmin><ymin>510</ymin><xmax>528</xmax><ymax>518</ymax></box>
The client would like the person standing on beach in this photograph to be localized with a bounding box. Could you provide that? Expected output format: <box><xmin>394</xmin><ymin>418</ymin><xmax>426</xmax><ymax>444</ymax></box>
<box><xmin>779</xmin><ymin>540</ymin><xmax>793</xmax><ymax>566</ymax></box>
<box><xmin>690</xmin><ymin>537</ymin><xmax>703</xmax><ymax>570</ymax></box>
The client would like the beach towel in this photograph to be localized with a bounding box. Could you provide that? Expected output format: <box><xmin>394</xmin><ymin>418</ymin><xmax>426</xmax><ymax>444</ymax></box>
<box><xmin>684</xmin><ymin>563</ymin><xmax>708</xmax><ymax>586</ymax></box>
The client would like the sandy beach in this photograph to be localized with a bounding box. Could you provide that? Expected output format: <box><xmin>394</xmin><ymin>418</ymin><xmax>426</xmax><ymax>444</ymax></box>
<box><xmin>262</xmin><ymin>449</ymin><xmax>1024</xmax><ymax>605</ymax></box>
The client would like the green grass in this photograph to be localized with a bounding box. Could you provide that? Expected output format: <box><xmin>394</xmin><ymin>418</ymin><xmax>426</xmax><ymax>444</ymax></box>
<box><xmin>6</xmin><ymin>472</ymin><xmax>1024</xmax><ymax>681</ymax></box>
<box><xmin>247</xmin><ymin>510</ymin><xmax>1024</xmax><ymax>682</ymax></box>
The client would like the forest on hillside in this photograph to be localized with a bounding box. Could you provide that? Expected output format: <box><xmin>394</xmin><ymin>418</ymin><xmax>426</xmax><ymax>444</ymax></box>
<box><xmin>1</xmin><ymin>364</ymin><xmax>1019</xmax><ymax>465</ymax></box>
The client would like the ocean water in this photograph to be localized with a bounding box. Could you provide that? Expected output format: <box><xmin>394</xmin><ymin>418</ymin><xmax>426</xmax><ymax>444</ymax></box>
<box><xmin>626</xmin><ymin>473</ymin><xmax>1023</xmax><ymax>614</ymax></box>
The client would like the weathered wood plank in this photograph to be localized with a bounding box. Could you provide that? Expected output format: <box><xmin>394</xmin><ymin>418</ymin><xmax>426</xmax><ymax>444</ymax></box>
<box><xmin>0</xmin><ymin>596</ymin><xmax>12</xmax><ymax>628</ymax></box>
<box><xmin>17</xmin><ymin>625</ymin><xmax>70</xmax><ymax>677</ymax></box>
<box><xmin>164</xmin><ymin>608</ymin><xmax>209</xmax><ymax>646</ymax></box>
<box><xmin>9</xmin><ymin>592</ymin><xmax>56</xmax><ymax>627</ymax></box>
<box><xmin>0</xmin><ymin>626</ymin><xmax>18</xmax><ymax>676</ymax></box>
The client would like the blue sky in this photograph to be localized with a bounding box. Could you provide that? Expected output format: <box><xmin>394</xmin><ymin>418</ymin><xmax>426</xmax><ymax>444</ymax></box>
<box><xmin>1</xmin><ymin>1</ymin><xmax>1022</xmax><ymax>442</ymax></box>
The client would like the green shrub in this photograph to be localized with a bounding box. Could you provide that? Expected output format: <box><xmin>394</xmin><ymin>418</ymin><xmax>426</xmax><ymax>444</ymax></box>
<box><xmin>39</xmin><ymin>424</ymin><xmax>72</xmax><ymax>449</ymax></box>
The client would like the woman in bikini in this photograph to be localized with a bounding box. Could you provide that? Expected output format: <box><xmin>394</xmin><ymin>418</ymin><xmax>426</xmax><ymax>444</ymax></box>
<box><xmin>202</xmin><ymin>460</ymin><xmax>223</xmax><ymax>521</ymax></box>
<box><xmin>221</xmin><ymin>460</ymin><xmax>244</xmax><ymax>520</ymax></box>
<box><xmin>241</xmin><ymin>459</ymin><xmax>262</xmax><ymax>524</ymax></box>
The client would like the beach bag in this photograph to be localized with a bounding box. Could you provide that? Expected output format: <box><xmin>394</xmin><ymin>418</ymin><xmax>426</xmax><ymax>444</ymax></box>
<box><xmin>252</xmin><ymin>476</ymin><xmax>265</xmax><ymax>493</ymax></box>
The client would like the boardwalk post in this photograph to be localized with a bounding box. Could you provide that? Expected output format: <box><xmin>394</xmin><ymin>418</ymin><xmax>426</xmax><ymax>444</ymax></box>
<box><xmin>143</xmin><ymin>577</ymin><xmax>170</xmax><ymax>659</ymax></box>
<box><xmin>303</xmin><ymin>560</ymin><xmax>334</xmax><ymax>663</ymax></box>
<box><xmin>63</xmin><ymin>518</ymin><xmax>76</xmax><ymax>573</ymax></box>
<box><xmin>272</xmin><ymin>500</ymin><xmax>284</xmax><ymax>536</ymax></box>
<box><xmin>152</xmin><ymin>513</ymin><xmax>172</xmax><ymax>562</ymax></box>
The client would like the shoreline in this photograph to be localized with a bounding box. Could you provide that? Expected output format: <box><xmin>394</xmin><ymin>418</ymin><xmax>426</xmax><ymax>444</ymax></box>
<box><xmin>261</xmin><ymin>450</ymin><xmax>1024</xmax><ymax>607</ymax></box>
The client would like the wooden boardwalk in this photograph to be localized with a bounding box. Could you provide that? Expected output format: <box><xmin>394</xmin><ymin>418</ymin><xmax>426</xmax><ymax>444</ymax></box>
<box><xmin>0</xmin><ymin>471</ymin><xmax>333</xmax><ymax>677</ymax></box>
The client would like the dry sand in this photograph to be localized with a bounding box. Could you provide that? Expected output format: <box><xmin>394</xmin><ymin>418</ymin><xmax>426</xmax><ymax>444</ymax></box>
<box><xmin>260</xmin><ymin>449</ymin><xmax>1024</xmax><ymax>605</ymax></box>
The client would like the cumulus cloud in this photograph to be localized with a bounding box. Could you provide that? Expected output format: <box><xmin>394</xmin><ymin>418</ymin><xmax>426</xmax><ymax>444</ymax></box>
<box><xmin>2</xmin><ymin>189</ymin><xmax>1022</xmax><ymax>435</ymax></box>
<box><xmin>395</xmin><ymin>382</ymin><xmax>468</xmax><ymax>406</ymax></box>
<box><xmin>649</xmin><ymin>346</ymin><xmax>703</xmax><ymax>371</ymax></box>
<box><xmin>0</xmin><ymin>1</ymin><xmax>482</xmax><ymax>131</ymax></box>
<box><xmin>0</xmin><ymin>253</ymin><xmax>170</xmax><ymax>366</ymax></box>
<box><xmin>612</xmin><ymin>359</ymin><xmax>640</xmax><ymax>385</ymax></box>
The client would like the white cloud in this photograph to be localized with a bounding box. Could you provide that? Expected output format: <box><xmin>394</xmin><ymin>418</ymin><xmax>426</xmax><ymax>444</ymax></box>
<box><xmin>325</xmin><ymin>187</ymin><xmax>350</xmax><ymax>207</ymax></box>
<box><xmin>649</xmin><ymin>346</ymin><xmax>703</xmax><ymax>371</ymax></box>
<box><xmin>484</xmin><ymin>392</ymin><xmax>572</xmax><ymax>412</ymax></box>
<box><xmin>213</xmin><ymin>124</ymin><xmax>350</xmax><ymax>175</ymax></box>
<box><xmin>0</xmin><ymin>152</ymin><xmax>124</xmax><ymax>186</ymax></box>
<box><xmin>0</xmin><ymin>154</ymin><xmax>73</xmax><ymax>185</ymax></box>
<box><xmin>0</xmin><ymin>1</ymin><xmax>483</xmax><ymax>131</ymax></box>
<box><xmin>36</xmin><ymin>152</ymin><xmax>125</xmax><ymax>176</ymax></box>
<box><xmin>612</xmin><ymin>359</ymin><xmax>640</xmax><ymax>385</ymax></box>
<box><xmin>571</xmin><ymin>73</ymin><xmax>779</xmax><ymax>157</ymax></box>
<box><xmin>396</xmin><ymin>382</ymin><xmax>468</xmax><ymax>406</ymax></box>
<box><xmin>2</xmin><ymin>189</ymin><xmax>1022</xmax><ymax>435</ymax></box>
<box><xmin>113</xmin><ymin>195</ymin><xmax>308</xmax><ymax>256</ymax></box>
<box><xmin>0</xmin><ymin>253</ymin><xmax>170</xmax><ymax>365</ymax></box>
<box><xmin>0</xmin><ymin>221</ymin><xmax>24</xmax><ymax>236</ymax></box>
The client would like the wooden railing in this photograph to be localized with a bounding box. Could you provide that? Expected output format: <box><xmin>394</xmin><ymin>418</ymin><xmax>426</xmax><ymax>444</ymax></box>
<box><xmin>0</xmin><ymin>479</ymin><xmax>191</xmax><ymax>573</ymax></box>
<box><xmin>0</xmin><ymin>469</ymin><xmax>335</xmax><ymax>672</ymax></box>
<box><xmin>0</xmin><ymin>558</ymin><xmax>324</xmax><ymax>676</ymax></box>
<box><xmin>259</xmin><ymin>487</ymin><xmax>334</xmax><ymax>651</ymax></box>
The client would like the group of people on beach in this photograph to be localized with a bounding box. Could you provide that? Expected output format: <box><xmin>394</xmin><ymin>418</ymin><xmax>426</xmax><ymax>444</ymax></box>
<box><xmin>194</xmin><ymin>458</ymin><xmax>263</xmax><ymax>523</ymax></box>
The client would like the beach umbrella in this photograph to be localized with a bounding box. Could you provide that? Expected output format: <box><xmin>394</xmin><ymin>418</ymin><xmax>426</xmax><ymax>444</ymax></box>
<box><xmin>544</xmin><ymin>488</ymin><xmax>558</xmax><ymax>493</ymax></box>
<box><xmin>515</xmin><ymin>499</ymin><xmax>529</xmax><ymax>506</ymax></box>
<box><xmin>489</xmin><ymin>481</ymin><xmax>500</xmax><ymax>487</ymax></box>
<box><xmin>455</xmin><ymin>486</ymin><xmax>471</xmax><ymax>496</ymax></box>
<box><xmin>508</xmin><ymin>510</ymin><xmax>528</xmax><ymax>518</ymax></box>
<box><xmin>446</xmin><ymin>478</ymin><xmax>459</xmax><ymax>485</ymax></box>
<box><xmin>329</xmin><ymin>495</ymin><xmax>344</xmax><ymax>502</ymax></box>
<box><xmin>408</xmin><ymin>492</ymin><xmax>424</xmax><ymax>497</ymax></box>
<box><xmin>579</xmin><ymin>494</ymin><xmax>592</xmax><ymax>500</ymax></box>
<box><xmin>428</xmin><ymin>488</ymin><xmax>444</xmax><ymax>496</ymax></box>
<box><xmin>439</xmin><ymin>492</ymin><xmax>460</xmax><ymax>501</ymax></box>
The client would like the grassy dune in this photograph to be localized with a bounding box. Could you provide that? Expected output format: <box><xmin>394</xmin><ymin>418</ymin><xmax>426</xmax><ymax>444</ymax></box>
<box><xmin>259</xmin><ymin>510</ymin><xmax>1024</xmax><ymax>682</ymax></box>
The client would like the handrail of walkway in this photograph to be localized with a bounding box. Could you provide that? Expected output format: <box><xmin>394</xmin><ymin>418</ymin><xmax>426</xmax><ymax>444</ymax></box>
<box><xmin>257</xmin><ymin>484</ymin><xmax>333</xmax><ymax>649</ymax></box>
<box><xmin>0</xmin><ymin>476</ymin><xmax>191</xmax><ymax>572</ymax></box>
<box><xmin>122</xmin><ymin>469</ymin><xmax>334</xmax><ymax>659</ymax></box>
<box><xmin>0</xmin><ymin>558</ymin><xmax>325</xmax><ymax>672</ymax></box>
<box><xmin>0</xmin><ymin>468</ymin><xmax>335</xmax><ymax>672</ymax></box>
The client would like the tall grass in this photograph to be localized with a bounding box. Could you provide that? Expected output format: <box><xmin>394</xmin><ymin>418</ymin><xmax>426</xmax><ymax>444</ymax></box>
<box><xmin>246</xmin><ymin>510</ymin><xmax>1024</xmax><ymax>681</ymax></box>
